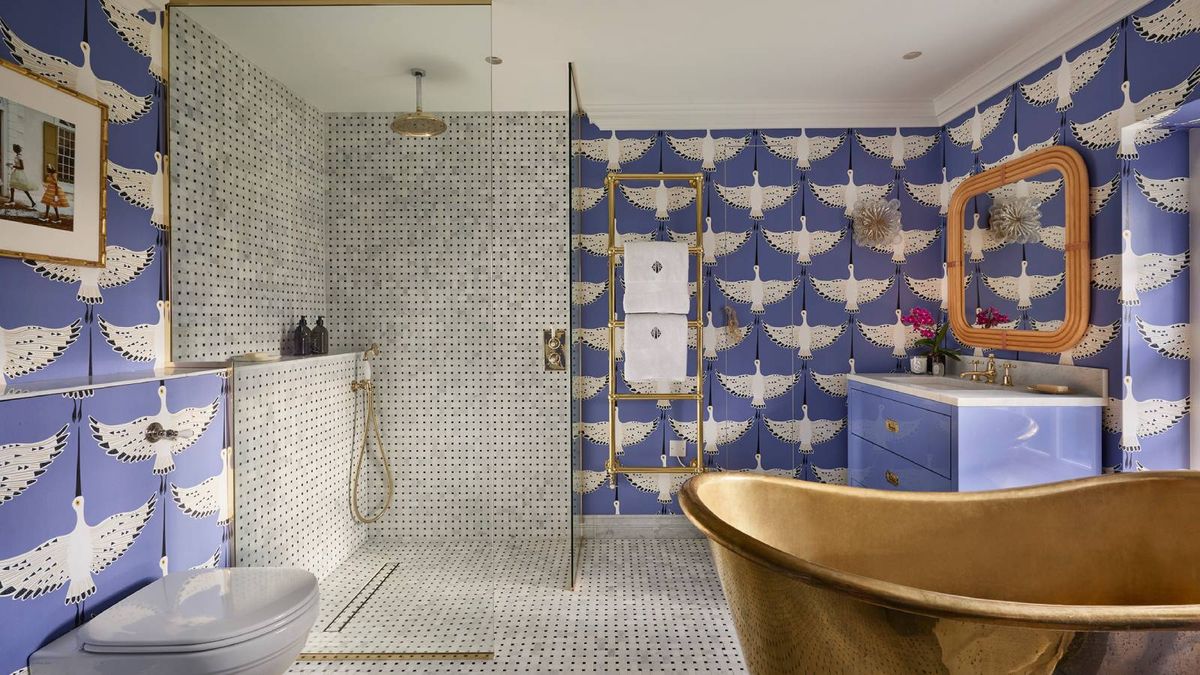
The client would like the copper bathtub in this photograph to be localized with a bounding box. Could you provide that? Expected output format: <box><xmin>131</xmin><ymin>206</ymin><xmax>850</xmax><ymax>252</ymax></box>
<box><xmin>679</xmin><ymin>472</ymin><xmax>1200</xmax><ymax>674</ymax></box>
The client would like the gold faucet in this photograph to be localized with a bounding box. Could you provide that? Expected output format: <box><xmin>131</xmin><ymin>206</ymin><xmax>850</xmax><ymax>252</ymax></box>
<box><xmin>960</xmin><ymin>354</ymin><xmax>998</xmax><ymax>384</ymax></box>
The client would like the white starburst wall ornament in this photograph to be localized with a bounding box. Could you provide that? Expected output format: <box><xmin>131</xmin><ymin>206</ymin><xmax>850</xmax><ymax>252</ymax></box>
<box><xmin>851</xmin><ymin>198</ymin><xmax>902</xmax><ymax>248</ymax></box>
<box><xmin>988</xmin><ymin>195</ymin><xmax>1043</xmax><ymax>245</ymax></box>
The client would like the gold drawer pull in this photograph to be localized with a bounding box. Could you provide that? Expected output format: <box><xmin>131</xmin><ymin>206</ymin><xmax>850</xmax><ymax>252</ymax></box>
<box><xmin>885</xmin><ymin>470</ymin><xmax>900</xmax><ymax>486</ymax></box>
<box><xmin>884</xmin><ymin>419</ymin><xmax>899</xmax><ymax>433</ymax></box>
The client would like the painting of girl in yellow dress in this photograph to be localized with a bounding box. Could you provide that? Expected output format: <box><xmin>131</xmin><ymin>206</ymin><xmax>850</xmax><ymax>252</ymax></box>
<box><xmin>39</xmin><ymin>164</ymin><xmax>70</xmax><ymax>225</ymax></box>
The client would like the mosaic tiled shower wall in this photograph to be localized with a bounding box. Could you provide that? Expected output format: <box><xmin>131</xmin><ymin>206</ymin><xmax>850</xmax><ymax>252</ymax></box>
<box><xmin>170</xmin><ymin>11</ymin><xmax>330</xmax><ymax>361</ymax></box>
<box><xmin>233</xmin><ymin>355</ymin><xmax>365</xmax><ymax>578</ymax></box>
<box><xmin>328</xmin><ymin>112</ymin><xmax>571</xmax><ymax>540</ymax></box>
<box><xmin>574</xmin><ymin>0</ymin><xmax>1195</xmax><ymax>515</ymax></box>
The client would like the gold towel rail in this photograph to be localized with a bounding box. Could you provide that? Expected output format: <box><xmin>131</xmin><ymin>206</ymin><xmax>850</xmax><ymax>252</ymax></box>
<box><xmin>605</xmin><ymin>172</ymin><xmax>706</xmax><ymax>484</ymax></box>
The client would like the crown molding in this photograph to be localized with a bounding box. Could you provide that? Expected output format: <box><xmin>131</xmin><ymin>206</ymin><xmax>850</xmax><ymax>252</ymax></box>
<box><xmin>585</xmin><ymin>100</ymin><xmax>938</xmax><ymax>131</ymax></box>
<box><xmin>932</xmin><ymin>0</ymin><xmax>1148</xmax><ymax>124</ymax></box>
<box><xmin>583</xmin><ymin>0</ymin><xmax>1149</xmax><ymax>132</ymax></box>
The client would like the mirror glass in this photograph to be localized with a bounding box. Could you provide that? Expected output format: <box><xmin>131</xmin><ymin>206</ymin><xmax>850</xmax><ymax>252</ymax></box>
<box><xmin>961</xmin><ymin>167</ymin><xmax>1067</xmax><ymax>334</ymax></box>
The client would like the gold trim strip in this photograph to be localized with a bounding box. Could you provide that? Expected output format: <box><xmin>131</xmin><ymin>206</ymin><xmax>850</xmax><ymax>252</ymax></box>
<box><xmin>297</xmin><ymin>652</ymin><xmax>494</xmax><ymax>661</ymax></box>
<box><xmin>168</xmin><ymin>0</ymin><xmax>489</xmax><ymax>6</ymax></box>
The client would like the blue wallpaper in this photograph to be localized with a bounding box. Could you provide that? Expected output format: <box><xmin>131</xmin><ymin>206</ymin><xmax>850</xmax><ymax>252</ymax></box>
<box><xmin>573</xmin><ymin>1</ymin><xmax>1196</xmax><ymax>515</ymax></box>
<box><xmin>0</xmin><ymin>4</ymin><xmax>232</xmax><ymax>673</ymax></box>
<box><xmin>0</xmin><ymin>373</ymin><xmax>230</xmax><ymax>674</ymax></box>
<box><xmin>0</xmin><ymin>0</ymin><xmax>166</xmax><ymax>388</ymax></box>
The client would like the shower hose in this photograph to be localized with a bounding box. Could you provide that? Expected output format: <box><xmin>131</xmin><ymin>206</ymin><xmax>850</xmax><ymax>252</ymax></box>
<box><xmin>350</xmin><ymin>377</ymin><xmax>394</xmax><ymax>523</ymax></box>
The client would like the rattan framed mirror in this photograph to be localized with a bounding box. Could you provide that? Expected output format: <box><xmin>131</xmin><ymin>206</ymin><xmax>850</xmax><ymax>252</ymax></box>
<box><xmin>946</xmin><ymin>145</ymin><xmax>1090</xmax><ymax>353</ymax></box>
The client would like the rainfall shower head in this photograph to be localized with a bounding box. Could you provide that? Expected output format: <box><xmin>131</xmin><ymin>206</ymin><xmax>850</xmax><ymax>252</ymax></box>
<box><xmin>391</xmin><ymin>68</ymin><xmax>447</xmax><ymax>138</ymax></box>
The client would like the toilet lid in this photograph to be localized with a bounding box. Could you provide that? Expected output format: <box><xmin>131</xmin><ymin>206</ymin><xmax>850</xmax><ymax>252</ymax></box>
<box><xmin>81</xmin><ymin>567</ymin><xmax>319</xmax><ymax>654</ymax></box>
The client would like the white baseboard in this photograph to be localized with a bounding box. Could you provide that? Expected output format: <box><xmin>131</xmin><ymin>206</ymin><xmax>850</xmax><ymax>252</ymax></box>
<box><xmin>582</xmin><ymin>515</ymin><xmax>703</xmax><ymax>540</ymax></box>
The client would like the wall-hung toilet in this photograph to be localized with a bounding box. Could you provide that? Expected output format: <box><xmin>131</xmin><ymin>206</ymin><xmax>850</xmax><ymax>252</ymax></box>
<box><xmin>30</xmin><ymin>567</ymin><xmax>319</xmax><ymax>675</ymax></box>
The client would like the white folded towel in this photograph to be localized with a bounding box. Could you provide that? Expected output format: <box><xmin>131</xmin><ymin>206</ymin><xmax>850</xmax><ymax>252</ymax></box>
<box><xmin>624</xmin><ymin>313</ymin><xmax>688</xmax><ymax>381</ymax></box>
<box><xmin>623</xmin><ymin>241</ymin><xmax>689</xmax><ymax>314</ymax></box>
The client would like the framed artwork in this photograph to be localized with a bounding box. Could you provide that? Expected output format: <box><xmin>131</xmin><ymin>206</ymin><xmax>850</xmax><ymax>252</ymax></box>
<box><xmin>0</xmin><ymin>60</ymin><xmax>107</xmax><ymax>266</ymax></box>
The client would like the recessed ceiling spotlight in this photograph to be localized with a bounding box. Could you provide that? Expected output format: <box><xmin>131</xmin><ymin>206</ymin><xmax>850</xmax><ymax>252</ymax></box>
<box><xmin>902</xmin><ymin>51</ymin><xmax>923</xmax><ymax>60</ymax></box>
<box><xmin>485</xmin><ymin>56</ymin><xmax>503</xmax><ymax>65</ymax></box>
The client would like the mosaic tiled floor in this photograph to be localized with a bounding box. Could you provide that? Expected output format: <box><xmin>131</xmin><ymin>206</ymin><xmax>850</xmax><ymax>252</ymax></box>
<box><xmin>290</xmin><ymin>539</ymin><xmax>746</xmax><ymax>674</ymax></box>
<box><xmin>302</xmin><ymin>542</ymin><xmax>498</xmax><ymax>656</ymax></box>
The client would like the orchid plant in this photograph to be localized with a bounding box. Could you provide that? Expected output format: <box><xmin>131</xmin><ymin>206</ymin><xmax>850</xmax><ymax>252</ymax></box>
<box><xmin>900</xmin><ymin>307</ymin><xmax>961</xmax><ymax>362</ymax></box>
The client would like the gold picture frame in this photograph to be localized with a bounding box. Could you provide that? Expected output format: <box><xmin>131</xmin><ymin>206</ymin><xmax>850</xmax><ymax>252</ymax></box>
<box><xmin>0</xmin><ymin>59</ymin><xmax>108</xmax><ymax>267</ymax></box>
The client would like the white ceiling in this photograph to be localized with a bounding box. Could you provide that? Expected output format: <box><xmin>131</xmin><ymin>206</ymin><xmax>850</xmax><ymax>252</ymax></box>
<box><xmin>181</xmin><ymin>5</ymin><xmax>492</xmax><ymax>113</ymax></box>
<box><xmin>180</xmin><ymin>0</ymin><xmax>1145</xmax><ymax>128</ymax></box>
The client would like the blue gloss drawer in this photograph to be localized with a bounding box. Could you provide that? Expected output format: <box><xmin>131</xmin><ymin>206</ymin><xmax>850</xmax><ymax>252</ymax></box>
<box><xmin>849</xmin><ymin>388</ymin><xmax>952</xmax><ymax>478</ymax></box>
<box><xmin>849</xmin><ymin>435</ymin><xmax>954</xmax><ymax>492</ymax></box>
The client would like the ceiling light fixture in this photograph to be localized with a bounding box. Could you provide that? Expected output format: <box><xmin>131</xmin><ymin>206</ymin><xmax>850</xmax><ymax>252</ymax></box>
<box><xmin>485</xmin><ymin>56</ymin><xmax>503</xmax><ymax>65</ymax></box>
<box><xmin>902</xmin><ymin>51</ymin><xmax>923</xmax><ymax>60</ymax></box>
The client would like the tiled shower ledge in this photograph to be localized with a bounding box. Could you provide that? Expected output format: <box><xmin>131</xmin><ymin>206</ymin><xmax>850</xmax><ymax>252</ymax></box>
<box><xmin>0</xmin><ymin>363</ymin><xmax>230</xmax><ymax>401</ymax></box>
<box><xmin>231</xmin><ymin>350</ymin><xmax>361</xmax><ymax>373</ymax></box>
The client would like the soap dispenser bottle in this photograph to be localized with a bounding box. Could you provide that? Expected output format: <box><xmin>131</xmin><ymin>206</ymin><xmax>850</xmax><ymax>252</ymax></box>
<box><xmin>294</xmin><ymin>317</ymin><xmax>312</xmax><ymax>356</ymax></box>
<box><xmin>312</xmin><ymin>317</ymin><xmax>329</xmax><ymax>355</ymax></box>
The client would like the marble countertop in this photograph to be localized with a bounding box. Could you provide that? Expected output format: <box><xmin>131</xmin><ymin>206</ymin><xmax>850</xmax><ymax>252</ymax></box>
<box><xmin>848</xmin><ymin>373</ymin><xmax>1106</xmax><ymax>407</ymax></box>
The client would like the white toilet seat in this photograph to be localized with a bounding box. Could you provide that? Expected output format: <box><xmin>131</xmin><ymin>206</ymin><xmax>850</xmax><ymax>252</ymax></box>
<box><xmin>29</xmin><ymin>567</ymin><xmax>319</xmax><ymax>675</ymax></box>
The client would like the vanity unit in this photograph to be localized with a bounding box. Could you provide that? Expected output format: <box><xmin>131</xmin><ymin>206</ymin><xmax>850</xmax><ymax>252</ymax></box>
<box><xmin>847</xmin><ymin>372</ymin><xmax>1104</xmax><ymax>492</ymax></box>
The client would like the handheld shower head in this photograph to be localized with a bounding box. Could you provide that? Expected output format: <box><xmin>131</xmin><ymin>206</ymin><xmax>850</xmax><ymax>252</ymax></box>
<box><xmin>363</xmin><ymin>344</ymin><xmax>380</xmax><ymax>360</ymax></box>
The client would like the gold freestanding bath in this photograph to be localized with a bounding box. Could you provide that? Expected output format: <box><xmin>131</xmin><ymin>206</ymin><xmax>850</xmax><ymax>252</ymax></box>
<box><xmin>679</xmin><ymin>472</ymin><xmax>1200</xmax><ymax>674</ymax></box>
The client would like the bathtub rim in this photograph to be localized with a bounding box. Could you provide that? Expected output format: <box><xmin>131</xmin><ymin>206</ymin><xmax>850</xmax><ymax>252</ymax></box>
<box><xmin>679</xmin><ymin>471</ymin><xmax>1200</xmax><ymax>632</ymax></box>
